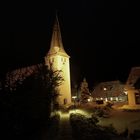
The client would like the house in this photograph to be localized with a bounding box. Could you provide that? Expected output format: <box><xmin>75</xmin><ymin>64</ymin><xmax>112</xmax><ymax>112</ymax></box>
<box><xmin>92</xmin><ymin>80</ymin><xmax>126</xmax><ymax>103</ymax></box>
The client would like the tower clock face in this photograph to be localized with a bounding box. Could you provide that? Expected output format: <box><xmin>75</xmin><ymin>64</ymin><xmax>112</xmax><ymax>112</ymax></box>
<box><xmin>54</xmin><ymin>46</ymin><xmax>59</xmax><ymax>53</ymax></box>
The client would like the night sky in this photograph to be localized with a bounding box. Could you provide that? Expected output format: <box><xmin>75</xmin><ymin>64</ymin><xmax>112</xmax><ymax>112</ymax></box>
<box><xmin>0</xmin><ymin>0</ymin><xmax>140</xmax><ymax>88</ymax></box>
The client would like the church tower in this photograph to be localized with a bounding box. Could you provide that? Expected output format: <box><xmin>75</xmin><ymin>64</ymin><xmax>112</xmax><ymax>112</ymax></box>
<box><xmin>45</xmin><ymin>15</ymin><xmax>71</xmax><ymax>105</ymax></box>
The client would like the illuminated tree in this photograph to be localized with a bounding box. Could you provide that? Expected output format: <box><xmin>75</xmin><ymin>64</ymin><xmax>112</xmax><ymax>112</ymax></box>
<box><xmin>80</xmin><ymin>78</ymin><xmax>90</xmax><ymax>103</ymax></box>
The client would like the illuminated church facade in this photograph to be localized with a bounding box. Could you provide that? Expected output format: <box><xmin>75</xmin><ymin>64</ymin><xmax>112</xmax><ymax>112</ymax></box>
<box><xmin>45</xmin><ymin>16</ymin><xmax>71</xmax><ymax>105</ymax></box>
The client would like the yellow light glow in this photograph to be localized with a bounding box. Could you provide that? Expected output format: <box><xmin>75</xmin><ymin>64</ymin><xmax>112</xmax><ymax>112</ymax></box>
<box><xmin>124</xmin><ymin>91</ymin><xmax>128</xmax><ymax>95</ymax></box>
<box><xmin>103</xmin><ymin>87</ymin><xmax>107</xmax><ymax>91</ymax></box>
<box><xmin>72</xmin><ymin>96</ymin><xmax>77</xmax><ymax>99</ymax></box>
<box><xmin>87</xmin><ymin>98</ymin><xmax>91</xmax><ymax>102</ymax></box>
<box><xmin>69</xmin><ymin>109</ymin><xmax>90</xmax><ymax>117</ymax></box>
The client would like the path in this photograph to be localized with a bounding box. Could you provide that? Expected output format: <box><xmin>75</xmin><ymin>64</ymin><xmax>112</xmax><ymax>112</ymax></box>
<box><xmin>55</xmin><ymin>113</ymin><xmax>73</xmax><ymax>140</ymax></box>
<box><xmin>42</xmin><ymin>112</ymin><xmax>74</xmax><ymax>140</ymax></box>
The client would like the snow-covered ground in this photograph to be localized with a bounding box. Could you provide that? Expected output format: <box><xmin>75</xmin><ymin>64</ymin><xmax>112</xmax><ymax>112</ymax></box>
<box><xmin>98</xmin><ymin>109</ymin><xmax>140</xmax><ymax>133</ymax></box>
<box><xmin>77</xmin><ymin>103</ymin><xmax>140</xmax><ymax>134</ymax></box>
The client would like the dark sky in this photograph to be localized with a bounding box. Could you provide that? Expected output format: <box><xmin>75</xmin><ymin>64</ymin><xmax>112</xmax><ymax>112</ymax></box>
<box><xmin>0</xmin><ymin>0</ymin><xmax>140</xmax><ymax>88</ymax></box>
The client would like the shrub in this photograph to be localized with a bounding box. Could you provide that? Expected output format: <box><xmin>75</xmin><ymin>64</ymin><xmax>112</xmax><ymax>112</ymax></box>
<box><xmin>70</xmin><ymin>113</ymin><xmax>118</xmax><ymax>140</ymax></box>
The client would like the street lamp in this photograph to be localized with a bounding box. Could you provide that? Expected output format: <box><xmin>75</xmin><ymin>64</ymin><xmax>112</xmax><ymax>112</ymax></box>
<box><xmin>72</xmin><ymin>96</ymin><xmax>77</xmax><ymax>105</ymax></box>
<box><xmin>103</xmin><ymin>87</ymin><xmax>108</xmax><ymax>102</ymax></box>
<box><xmin>72</xmin><ymin>96</ymin><xmax>77</xmax><ymax>113</ymax></box>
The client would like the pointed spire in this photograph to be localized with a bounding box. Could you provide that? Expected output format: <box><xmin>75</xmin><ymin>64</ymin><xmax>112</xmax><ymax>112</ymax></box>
<box><xmin>48</xmin><ymin>13</ymin><xmax>69</xmax><ymax>57</ymax></box>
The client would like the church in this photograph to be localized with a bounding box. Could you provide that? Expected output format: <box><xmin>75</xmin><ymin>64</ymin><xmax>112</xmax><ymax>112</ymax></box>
<box><xmin>45</xmin><ymin>15</ymin><xmax>71</xmax><ymax>105</ymax></box>
<box><xmin>4</xmin><ymin>15</ymin><xmax>72</xmax><ymax>105</ymax></box>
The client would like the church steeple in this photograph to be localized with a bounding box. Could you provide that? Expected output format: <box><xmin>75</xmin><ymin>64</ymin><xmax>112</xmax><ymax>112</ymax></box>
<box><xmin>45</xmin><ymin>14</ymin><xmax>71</xmax><ymax>105</ymax></box>
<box><xmin>47</xmin><ymin>14</ymin><xmax>69</xmax><ymax>57</ymax></box>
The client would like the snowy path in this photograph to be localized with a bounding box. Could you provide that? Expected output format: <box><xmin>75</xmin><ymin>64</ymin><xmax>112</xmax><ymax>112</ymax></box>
<box><xmin>55</xmin><ymin>113</ymin><xmax>74</xmax><ymax>140</ymax></box>
<box><xmin>42</xmin><ymin>112</ymin><xmax>74</xmax><ymax>140</ymax></box>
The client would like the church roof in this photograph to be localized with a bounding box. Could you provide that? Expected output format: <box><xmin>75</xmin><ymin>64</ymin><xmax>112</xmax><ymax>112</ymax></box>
<box><xmin>47</xmin><ymin>15</ymin><xmax>69</xmax><ymax>57</ymax></box>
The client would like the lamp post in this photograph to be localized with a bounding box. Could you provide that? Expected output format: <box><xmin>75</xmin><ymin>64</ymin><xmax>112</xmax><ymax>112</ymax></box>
<box><xmin>72</xmin><ymin>96</ymin><xmax>77</xmax><ymax>113</ymax></box>
<box><xmin>103</xmin><ymin>87</ymin><xmax>108</xmax><ymax>102</ymax></box>
<box><xmin>72</xmin><ymin>96</ymin><xmax>77</xmax><ymax>106</ymax></box>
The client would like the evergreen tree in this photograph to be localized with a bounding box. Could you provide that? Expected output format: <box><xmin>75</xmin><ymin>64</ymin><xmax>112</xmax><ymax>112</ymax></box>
<box><xmin>0</xmin><ymin>62</ymin><xmax>63</xmax><ymax>139</ymax></box>
<box><xmin>80</xmin><ymin>78</ymin><xmax>90</xmax><ymax>103</ymax></box>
